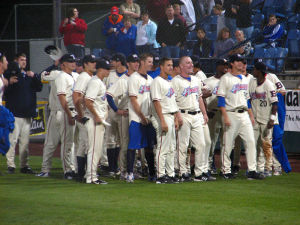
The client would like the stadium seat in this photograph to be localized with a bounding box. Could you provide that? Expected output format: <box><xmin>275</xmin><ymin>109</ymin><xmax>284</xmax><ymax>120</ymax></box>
<box><xmin>287</xmin><ymin>29</ymin><xmax>300</xmax><ymax>57</ymax></box>
<box><xmin>186</xmin><ymin>31</ymin><xmax>197</xmax><ymax>41</ymax></box>
<box><xmin>206</xmin><ymin>31</ymin><xmax>217</xmax><ymax>41</ymax></box>
<box><xmin>275</xmin><ymin>47</ymin><xmax>288</xmax><ymax>71</ymax></box>
<box><xmin>287</xmin><ymin>14</ymin><xmax>299</xmax><ymax>30</ymax></box>
<box><xmin>251</xmin><ymin>0</ymin><xmax>264</xmax><ymax>10</ymax></box>
<box><xmin>265</xmin><ymin>47</ymin><xmax>288</xmax><ymax>71</ymax></box>
<box><xmin>264</xmin><ymin>47</ymin><xmax>277</xmax><ymax>70</ymax></box>
<box><xmin>252</xmin><ymin>13</ymin><xmax>264</xmax><ymax>29</ymax></box>
<box><xmin>285</xmin><ymin>0</ymin><xmax>296</xmax><ymax>13</ymax></box>
<box><xmin>253</xmin><ymin>47</ymin><xmax>266</xmax><ymax>59</ymax></box>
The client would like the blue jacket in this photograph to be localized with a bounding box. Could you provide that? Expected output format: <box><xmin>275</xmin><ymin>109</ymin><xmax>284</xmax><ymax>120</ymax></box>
<box><xmin>102</xmin><ymin>15</ymin><xmax>124</xmax><ymax>51</ymax></box>
<box><xmin>0</xmin><ymin>106</ymin><xmax>15</xmax><ymax>155</ymax></box>
<box><xmin>136</xmin><ymin>20</ymin><xmax>160</xmax><ymax>48</ymax></box>
<box><xmin>263</xmin><ymin>24</ymin><xmax>284</xmax><ymax>46</ymax></box>
<box><xmin>117</xmin><ymin>25</ymin><xmax>138</xmax><ymax>56</ymax></box>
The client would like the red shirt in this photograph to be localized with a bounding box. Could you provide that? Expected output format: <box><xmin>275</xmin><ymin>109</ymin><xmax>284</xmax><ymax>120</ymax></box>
<box><xmin>59</xmin><ymin>17</ymin><xmax>87</xmax><ymax>46</ymax></box>
<box><xmin>147</xmin><ymin>0</ymin><xmax>169</xmax><ymax>23</ymax></box>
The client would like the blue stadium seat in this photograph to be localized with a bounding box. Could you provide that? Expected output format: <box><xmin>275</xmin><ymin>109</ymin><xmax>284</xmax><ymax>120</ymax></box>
<box><xmin>263</xmin><ymin>0</ymin><xmax>274</xmax><ymax>8</ymax></box>
<box><xmin>252</xmin><ymin>13</ymin><xmax>264</xmax><ymax>29</ymax></box>
<box><xmin>265</xmin><ymin>47</ymin><xmax>288</xmax><ymax>71</ymax></box>
<box><xmin>253</xmin><ymin>47</ymin><xmax>266</xmax><ymax>59</ymax></box>
<box><xmin>251</xmin><ymin>0</ymin><xmax>264</xmax><ymax>10</ymax></box>
<box><xmin>275</xmin><ymin>47</ymin><xmax>288</xmax><ymax>71</ymax></box>
<box><xmin>287</xmin><ymin>29</ymin><xmax>300</xmax><ymax>57</ymax></box>
<box><xmin>186</xmin><ymin>31</ymin><xmax>197</xmax><ymax>41</ymax></box>
<box><xmin>206</xmin><ymin>31</ymin><xmax>217</xmax><ymax>41</ymax></box>
<box><xmin>285</xmin><ymin>0</ymin><xmax>296</xmax><ymax>13</ymax></box>
<box><xmin>288</xmin><ymin>14</ymin><xmax>299</xmax><ymax>30</ymax></box>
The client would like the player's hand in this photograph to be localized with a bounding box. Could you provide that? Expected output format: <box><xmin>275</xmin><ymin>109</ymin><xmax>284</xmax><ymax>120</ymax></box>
<box><xmin>224</xmin><ymin>116</ymin><xmax>231</xmax><ymax>127</ymax></box>
<box><xmin>9</xmin><ymin>76</ymin><xmax>18</xmax><ymax>84</ymax></box>
<box><xmin>26</xmin><ymin>71</ymin><xmax>35</xmax><ymax>77</ymax></box>
<box><xmin>141</xmin><ymin>117</ymin><xmax>149</xmax><ymax>126</ymax></box>
<box><xmin>94</xmin><ymin>116</ymin><xmax>102</xmax><ymax>125</ymax></box>
<box><xmin>68</xmin><ymin>116</ymin><xmax>75</xmax><ymax>126</ymax></box>
<box><xmin>202</xmin><ymin>88</ymin><xmax>212</xmax><ymax>98</ymax></box>
<box><xmin>174</xmin><ymin>119</ymin><xmax>179</xmax><ymax>131</ymax></box>
<box><xmin>117</xmin><ymin>109</ymin><xmax>128</xmax><ymax>117</ymax></box>
<box><xmin>161</xmin><ymin>120</ymin><xmax>168</xmax><ymax>133</ymax></box>
<box><xmin>207</xmin><ymin>111</ymin><xmax>215</xmax><ymax>119</ymax></box>
<box><xmin>177</xmin><ymin>115</ymin><xmax>183</xmax><ymax>128</ymax></box>
<box><xmin>267</xmin><ymin>119</ymin><xmax>274</xmax><ymax>129</ymax></box>
<box><xmin>203</xmin><ymin>114</ymin><xmax>209</xmax><ymax>125</ymax></box>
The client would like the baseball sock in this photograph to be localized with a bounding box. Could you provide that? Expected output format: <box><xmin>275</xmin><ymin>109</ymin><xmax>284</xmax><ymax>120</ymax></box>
<box><xmin>145</xmin><ymin>149</ymin><xmax>155</xmax><ymax>177</ymax></box>
<box><xmin>76</xmin><ymin>156</ymin><xmax>85</xmax><ymax>179</ymax></box>
<box><xmin>107</xmin><ymin>148</ymin><xmax>115</xmax><ymax>172</ymax></box>
<box><xmin>127</xmin><ymin>149</ymin><xmax>136</xmax><ymax>173</ymax></box>
<box><xmin>113</xmin><ymin>147</ymin><xmax>120</xmax><ymax>172</ymax></box>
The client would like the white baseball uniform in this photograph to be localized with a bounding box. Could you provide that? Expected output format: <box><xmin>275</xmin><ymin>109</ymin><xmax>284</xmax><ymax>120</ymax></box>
<box><xmin>73</xmin><ymin>72</ymin><xmax>92</xmax><ymax>158</ymax></box>
<box><xmin>85</xmin><ymin>75</ymin><xmax>108</xmax><ymax>183</ymax></box>
<box><xmin>55</xmin><ymin>71</ymin><xmax>79</xmax><ymax>174</ymax></box>
<box><xmin>151</xmin><ymin>76</ymin><xmax>178</xmax><ymax>178</ymax></box>
<box><xmin>249</xmin><ymin>78</ymin><xmax>278</xmax><ymax>172</ymax></box>
<box><xmin>0</xmin><ymin>74</ymin><xmax>5</xmax><ymax>105</ymax></box>
<box><xmin>195</xmin><ymin>70</ymin><xmax>207</xmax><ymax>81</ymax></box>
<box><xmin>217</xmin><ymin>72</ymin><xmax>257</xmax><ymax>174</ymax></box>
<box><xmin>106</xmin><ymin>73</ymin><xmax>130</xmax><ymax>174</ymax></box>
<box><xmin>171</xmin><ymin>75</ymin><xmax>206</xmax><ymax>177</ymax></box>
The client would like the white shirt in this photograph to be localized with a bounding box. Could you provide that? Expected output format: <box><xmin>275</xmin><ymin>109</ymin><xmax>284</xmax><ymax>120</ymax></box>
<box><xmin>171</xmin><ymin>75</ymin><xmax>202</xmax><ymax>111</ymax></box>
<box><xmin>55</xmin><ymin>71</ymin><xmax>79</xmax><ymax>109</ymax></box>
<box><xmin>42</xmin><ymin>70</ymin><xmax>60</xmax><ymax>111</ymax></box>
<box><xmin>266</xmin><ymin>73</ymin><xmax>285</xmax><ymax>93</ymax></box>
<box><xmin>106</xmin><ymin>73</ymin><xmax>130</xmax><ymax>110</ymax></box>
<box><xmin>249</xmin><ymin>78</ymin><xmax>278</xmax><ymax>124</ymax></box>
<box><xmin>181</xmin><ymin>0</ymin><xmax>196</xmax><ymax>30</ymax></box>
<box><xmin>203</xmin><ymin>76</ymin><xmax>220</xmax><ymax>111</ymax></box>
<box><xmin>217</xmin><ymin>72</ymin><xmax>249</xmax><ymax>111</ymax></box>
<box><xmin>150</xmin><ymin>76</ymin><xmax>178</xmax><ymax>114</ymax></box>
<box><xmin>128</xmin><ymin>72</ymin><xmax>153</xmax><ymax>123</ymax></box>
<box><xmin>0</xmin><ymin>74</ymin><xmax>5</xmax><ymax>105</ymax></box>
<box><xmin>195</xmin><ymin>70</ymin><xmax>207</xmax><ymax>81</ymax></box>
<box><xmin>105</xmin><ymin>70</ymin><xmax>122</xmax><ymax>89</ymax></box>
<box><xmin>85</xmin><ymin>76</ymin><xmax>107</xmax><ymax>119</ymax></box>
<box><xmin>136</xmin><ymin>21</ymin><xmax>148</xmax><ymax>46</ymax></box>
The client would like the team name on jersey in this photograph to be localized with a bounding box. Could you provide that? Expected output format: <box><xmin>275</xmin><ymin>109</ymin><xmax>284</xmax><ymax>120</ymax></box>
<box><xmin>101</xmin><ymin>95</ymin><xmax>106</xmax><ymax>101</ymax></box>
<box><xmin>231</xmin><ymin>84</ymin><xmax>248</xmax><ymax>94</ymax></box>
<box><xmin>250</xmin><ymin>92</ymin><xmax>266</xmax><ymax>100</ymax></box>
<box><xmin>181</xmin><ymin>86</ymin><xmax>199</xmax><ymax>97</ymax></box>
<box><xmin>166</xmin><ymin>88</ymin><xmax>175</xmax><ymax>98</ymax></box>
<box><xmin>212</xmin><ymin>86</ymin><xmax>219</xmax><ymax>95</ymax></box>
<box><xmin>138</xmin><ymin>85</ymin><xmax>150</xmax><ymax>94</ymax></box>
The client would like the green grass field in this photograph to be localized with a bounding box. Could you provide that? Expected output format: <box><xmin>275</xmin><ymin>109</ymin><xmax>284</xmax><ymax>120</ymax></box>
<box><xmin>1</xmin><ymin>156</ymin><xmax>300</xmax><ymax>225</ymax></box>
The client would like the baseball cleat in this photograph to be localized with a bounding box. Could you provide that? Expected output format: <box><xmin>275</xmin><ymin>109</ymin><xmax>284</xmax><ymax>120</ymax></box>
<box><xmin>20</xmin><ymin>166</ymin><xmax>35</xmax><ymax>174</ymax></box>
<box><xmin>273</xmin><ymin>170</ymin><xmax>282</xmax><ymax>176</ymax></box>
<box><xmin>36</xmin><ymin>172</ymin><xmax>49</xmax><ymax>177</ymax></box>
<box><xmin>167</xmin><ymin>176</ymin><xmax>180</xmax><ymax>183</ymax></box>
<box><xmin>264</xmin><ymin>170</ymin><xmax>272</xmax><ymax>177</ymax></box>
<box><xmin>247</xmin><ymin>171</ymin><xmax>265</xmax><ymax>180</ymax></box>
<box><xmin>126</xmin><ymin>173</ymin><xmax>134</xmax><ymax>183</ymax></box>
<box><xmin>222</xmin><ymin>173</ymin><xmax>236</xmax><ymax>179</ymax></box>
<box><xmin>156</xmin><ymin>176</ymin><xmax>167</xmax><ymax>184</ymax></box>
<box><xmin>7</xmin><ymin>167</ymin><xmax>15</xmax><ymax>174</ymax></box>
<box><xmin>91</xmin><ymin>179</ymin><xmax>108</xmax><ymax>185</ymax></box>
<box><xmin>180</xmin><ymin>173</ymin><xmax>192</xmax><ymax>182</ymax></box>
<box><xmin>64</xmin><ymin>172</ymin><xmax>73</xmax><ymax>180</ymax></box>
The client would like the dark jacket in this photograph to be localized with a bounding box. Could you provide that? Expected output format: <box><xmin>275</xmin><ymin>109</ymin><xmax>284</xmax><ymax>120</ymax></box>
<box><xmin>4</xmin><ymin>62</ymin><xmax>42</xmax><ymax>118</ymax></box>
<box><xmin>116</xmin><ymin>25</ymin><xmax>138</xmax><ymax>56</ymax></box>
<box><xmin>224</xmin><ymin>0</ymin><xmax>237</xmax><ymax>19</ymax></box>
<box><xmin>236</xmin><ymin>2</ymin><xmax>252</xmax><ymax>28</ymax></box>
<box><xmin>156</xmin><ymin>17</ymin><xmax>186</xmax><ymax>46</ymax></box>
<box><xmin>102</xmin><ymin>15</ymin><xmax>124</xmax><ymax>51</ymax></box>
<box><xmin>193</xmin><ymin>38</ymin><xmax>213</xmax><ymax>57</ymax></box>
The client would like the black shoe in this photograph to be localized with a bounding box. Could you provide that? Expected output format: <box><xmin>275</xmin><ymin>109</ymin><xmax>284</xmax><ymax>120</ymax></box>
<box><xmin>203</xmin><ymin>172</ymin><xmax>217</xmax><ymax>181</ymax></box>
<box><xmin>64</xmin><ymin>172</ymin><xmax>73</xmax><ymax>180</ymax></box>
<box><xmin>180</xmin><ymin>173</ymin><xmax>192</xmax><ymax>182</ymax></box>
<box><xmin>167</xmin><ymin>176</ymin><xmax>180</xmax><ymax>183</ymax></box>
<box><xmin>7</xmin><ymin>167</ymin><xmax>15</xmax><ymax>174</ymax></box>
<box><xmin>232</xmin><ymin>165</ymin><xmax>240</xmax><ymax>175</ymax></box>
<box><xmin>20</xmin><ymin>166</ymin><xmax>35</xmax><ymax>174</ymax></box>
<box><xmin>91</xmin><ymin>179</ymin><xmax>108</xmax><ymax>184</ymax></box>
<box><xmin>247</xmin><ymin>171</ymin><xmax>265</xmax><ymax>180</ymax></box>
<box><xmin>156</xmin><ymin>176</ymin><xmax>167</xmax><ymax>184</ymax></box>
<box><xmin>222</xmin><ymin>173</ymin><xmax>235</xmax><ymax>179</ymax></box>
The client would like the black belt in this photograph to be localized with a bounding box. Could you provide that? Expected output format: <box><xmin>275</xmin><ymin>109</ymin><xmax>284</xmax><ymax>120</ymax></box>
<box><xmin>69</xmin><ymin>108</ymin><xmax>75</xmax><ymax>111</ymax></box>
<box><xmin>168</xmin><ymin>112</ymin><xmax>176</xmax><ymax>115</ymax></box>
<box><xmin>237</xmin><ymin>109</ymin><xmax>245</xmax><ymax>113</ymax></box>
<box><xmin>180</xmin><ymin>110</ymin><xmax>200</xmax><ymax>115</ymax></box>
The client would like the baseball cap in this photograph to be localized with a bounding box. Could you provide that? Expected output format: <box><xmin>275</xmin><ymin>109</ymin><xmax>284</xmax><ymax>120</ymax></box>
<box><xmin>228</xmin><ymin>54</ymin><xmax>244</xmax><ymax>63</ymax></box>
<box><xmin>127</xmin><ymin>54</ymin><xmax>139</xmax><ymax>62</ymax></box>
<box><xmin>96</xmin><ymin>59</ymin><xmax>111</xmax><ymax>70</ymax></box>
<box><xmin>153</xmin><ymin>54</ymin><xmax>160</xmax><ymax>66</ymax></box>
<box><xmin>216</xmin><ymin>58</ymin><xmax>228</xmax><ymax>67</ymax></box>
<box><xmin>111</xmin><ymin>6</ymin><xmax>119</xmax><ymax>15</ymax></box>
<box><xmin>111</xmin><ymin>53</ymin><xmax>126</xmax><ymax>65</ymax></box>
<box><xmin>254</xmin><ymin>61</ymin><xmax>266</xmax><ymax>74</ymax></box>
<box><xmin>82</xmin><ymin>54</ymin><xmax>96</xmax><ymax>64</ymax></box>
<box><xmin>60</xmin><ymin>53</ymin><xmax>76</xmax><ymax>63</ymax></box>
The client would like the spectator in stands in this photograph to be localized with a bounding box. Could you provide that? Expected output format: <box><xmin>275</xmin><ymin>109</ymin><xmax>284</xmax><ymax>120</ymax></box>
<box><xmin>223</xmin><ymin>0</ymin><xmax>237</xmax><ymax>38</ymax></box>
<box><xmin>4</xmin><ymin>53</ymin><xmax>42</xmax><ymax>174</ymax></box>
<box><xmin>262</xmin><ymin>14</ymin><xmax>284</xmax><ymax>47</ymax></box>
<box><xmin>213</xmin><ymin>4</ymin><xmax>226</xmax><ymax>36</ymax></box>
<box><xmin>117</xmin><ymin>18</ymin><xmax>137</xmax><ymax>56</ymax></box>
<box><xmin>180</xmin><ymin>0</ymin><xmax>196</xmax><ymax>30</ymax></box>
<box><xmin>147</xmin><ymin>0</ymin><xmax>170</xmax><ymax>23</ymax></box>
<box><xmin>136</xmin><ymin>11</ymin><xmax>159</xmax><ymax>55</ymax></box>
<box><xmin>230</xmin><ymin>30</ymin><xmax>252</xmax><ymax>56</ymax></box>
<box><xmin>193</xmin><ymin>27</ymin><xmax>213</xmax><ymax>57</ymax></box>
<box><xmin>102</xmin><ymin>6</ymin><xmax>124</xmax><ymax>55</ymax></box>
<box><xmin>232</xmin><ymin>0</ymin><xmax>253</xmax><ymax>39</ymax></box>
<box><xmin>197</xmin><ymin>0</ymin><xmax>215</xmax><ymax>19</ymax></box>
<box><xmin>214</xmin><ymin>27</ymin><xmax>235</xmax><ymax>57</ymax></box>
<box><xmin>156</xmin><ymin>4</ymin><xmax>185</xmax><ymax>58</ymax></box>
<box><xmin>173</xmin><ymin>3</ymin><xmax>188</xmax><ymax>28</ymax></box>
<box><xmin>120</xmin><ymin>0</ymin><xmax>141</xmax><ymax>25</ymax></box>
<box><xmin>59</xmin><ymin>8</ymin><xmax>87</xmax><ymax>59</ymax></box>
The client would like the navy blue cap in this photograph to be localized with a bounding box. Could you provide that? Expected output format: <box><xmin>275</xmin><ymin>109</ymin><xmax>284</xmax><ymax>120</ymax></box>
<box><xmin>82</xmin><ymin>54</ymin><xmax>96</xmax><ymax>64</ymax></box>
<box><xmin>127</xmin><ymin>54</ymin><xmax>139</xmax><ymax>62</ymax></box>
<box><xmin>60</xmin><ymin>53</ymin><xmax>76</xmax><ymax>63</ymax></box>
<box><xmin>96</xmin><ymin>59</ymin><xmax>111</xmax><ymax>70</ymax></box>
<box><xmin>228</xmin><ymin>54</ymin><xmax>244</xmax><ymax>63</ymax></box>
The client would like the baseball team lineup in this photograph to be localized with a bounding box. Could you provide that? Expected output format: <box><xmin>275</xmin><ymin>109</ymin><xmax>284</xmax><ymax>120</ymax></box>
<box><xmin>0</xmin><ymin>50</ymin><xmax>291</xmax><ymax>184</ymax></box>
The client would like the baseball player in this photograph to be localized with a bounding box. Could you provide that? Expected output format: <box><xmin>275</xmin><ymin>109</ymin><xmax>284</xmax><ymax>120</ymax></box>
<box><xmin>249</xmin><ymin>61</ymin><xmax>278</xmax><ymax>176</ymax></box>
<box><xmin>105</xmin><ymin>53</ymin><xmax>128</xmax><ymax>177</ymax></box>
<box><xmin>150</xmin><ymin>57</ymin><xmax>180</xmax><ymax>184</ymax></box>
<box><xmin>55</xmin><ymin>54</ymin><xmax>79</xmax><ymax>179</ymax></box>
<box><xmin>106</xmin><ymin>53</ymin><xmax>140</xmax><ymax>179</ymax></box>
<box><xmin>217</xmin><ymin>54</ymin><xmax>263</xmax><ymax>180</ymax></box>
<box><xmin>172</xmin><ymin>56</ymin><xmax>213</xmax><ymax>182</ymax></box>
<box><xmin>203</xmin><ymin>59</ymin><xmax>228</xmax><ymax>174</ymax></box>
<box><xmin>72</xmin><ymin>55</ymin><xmax>96</xmax><ymax>181</ymax></box>
<box><xmin>127</xmin><ymin>53</ymin><xmax>156</xmax><ymax>183</ymax></box>
<box><xmin>232</xmin><ymin>59</ymin><xmax>254</xmax><ymax>174</ymax></box>
<box><xmin>84</xmin><ymin>59</ymin><xmax>111</xmax><ymax>184</ymax></box>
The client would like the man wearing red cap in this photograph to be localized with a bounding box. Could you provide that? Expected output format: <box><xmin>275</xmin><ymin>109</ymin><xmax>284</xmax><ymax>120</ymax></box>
<box><xmin>102</xmin><ymin>6</ymin><xmax>124</xmax><ymax>54</ymax></box>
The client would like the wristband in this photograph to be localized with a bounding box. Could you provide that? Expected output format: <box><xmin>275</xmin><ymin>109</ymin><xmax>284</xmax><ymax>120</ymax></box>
<box><xmin>270</xmin><ymin>114</ymin><xmax>276</xmax><ymax>121</ymax></box>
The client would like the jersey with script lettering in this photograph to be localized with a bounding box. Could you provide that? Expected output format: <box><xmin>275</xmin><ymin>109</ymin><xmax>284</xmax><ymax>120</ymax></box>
<box><xmin>171</xmin><ymin>75</ymin><xmax>202</xmax><ymax>111</ymax></box>
<box><xmin>266</xmin><ymin>73</ymin><xmax>285</xmax><ymax>93</ymax></box>
<box><xmin>42</xmin><ymin>70</ymin><xmax>60</xmax><ymax>111</ymax></box>
<box><xmin>85</xmin><ymin>76</ymin><xmax>107</xmax><ymax>119</ymax></box>
<box><xmin>150</xmin><ymin>76</ymin><xmax>178</xmax><ymax>114</ymax></box>
<box><xmin>55</xmin><ymin>71</ymin><xmax>79</xmax><ymax>109</ymax></box>
<box><xmin>203</xmin><ymin>76</ymin><xmax>220</xmax><ymax>111</ymax></box>
<box><xmin>249</xmin><ymin>78</ymin><xmax>278</xmax><ymax>124</ymax></box>
<box><xmin>106</xmin><ymin>73</ymin><xmax>130</xmax><ymax>110</ymax></box>
<box><xmin>128</xmin><ymin>72</ymin><xmax>153</xmax><ymax>123</ymax></box>
<box><xmin>217</xmin><ymin>73</ymin><xmax>249</xmax><ymax>111</ymax></box>
<box><xmin>195</xmin><ymin>70</ymin><xmax>207</xmax><ymax>81</ymax></box>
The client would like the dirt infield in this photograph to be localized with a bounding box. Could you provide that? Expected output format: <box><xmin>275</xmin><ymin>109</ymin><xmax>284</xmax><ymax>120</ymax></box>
<box><xmin>22</xmin><ymin>142</ymin><xmax>300</xmax><ymax>172</ymax></box>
